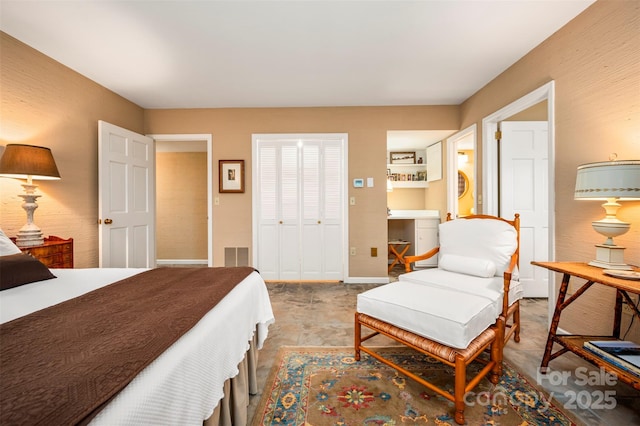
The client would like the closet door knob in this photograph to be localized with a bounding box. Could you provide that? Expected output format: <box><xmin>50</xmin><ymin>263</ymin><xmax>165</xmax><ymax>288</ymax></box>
<box><xmin>104</xmin><ymin>218</ymin><xmax>113</xmax><ymax>224</ymax></box>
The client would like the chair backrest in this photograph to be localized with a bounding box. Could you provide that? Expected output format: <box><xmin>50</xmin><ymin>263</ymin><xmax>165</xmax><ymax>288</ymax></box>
<box><xmin>437</xmin><ymin>214</ymin><xmax>520</xmax><ymax>278</ymax></box>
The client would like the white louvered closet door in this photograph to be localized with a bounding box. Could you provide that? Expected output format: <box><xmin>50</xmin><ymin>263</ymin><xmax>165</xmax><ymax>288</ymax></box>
<box><xmin>255</xmin><ymin>136</ymin><xmax>345</xmax><ymax>281</ymax></box>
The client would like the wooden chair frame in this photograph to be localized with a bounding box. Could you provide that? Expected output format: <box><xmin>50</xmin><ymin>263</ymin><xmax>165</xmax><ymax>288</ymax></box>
<box><xmin>405</xmin><ymin>213</ymin><xmax>521</xmax><ymax>347</ymax></box>
<box><xmin>355</xmin><ymin>214</ymin><xmax>520</xmax><ymax>425</ymax></box>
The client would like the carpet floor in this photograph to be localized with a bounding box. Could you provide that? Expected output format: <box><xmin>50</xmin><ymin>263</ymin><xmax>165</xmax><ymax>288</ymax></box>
<box><xmin>252</xmin><ymin>346</ymin><xmax>576</xmax><ymax>426</ymax></box>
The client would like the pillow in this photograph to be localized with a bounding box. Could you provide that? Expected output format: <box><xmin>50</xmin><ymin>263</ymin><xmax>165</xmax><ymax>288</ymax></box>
<box><xmin>0</xmin><ymin>253</ymin><xmax>56</xmax><ymax>290</ymax></box>
<box><xmin>439</xmin><ymin>254</ymin><xmax>497</xmax><ymax>278</ymax></box>
<box><xmin>0</xmin><ymin>229</ymin><xmax>21</xmax><ymax>256</ymax></box>
<box><xmin>438</xmin><ymin>218</ymin><xmax>518</xmax><ymax>277</ymax></box>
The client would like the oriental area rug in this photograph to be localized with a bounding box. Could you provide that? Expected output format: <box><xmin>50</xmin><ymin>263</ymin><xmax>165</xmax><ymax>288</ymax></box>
<box><xmin>251</xmin><ymin>346</ymin><xmax>576</xmax><ymax>426</ymax></box>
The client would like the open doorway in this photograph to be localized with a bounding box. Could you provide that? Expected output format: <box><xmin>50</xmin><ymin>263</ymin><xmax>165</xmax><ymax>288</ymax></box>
<box><xmin>446</xmin><ymin>125</ymin><xmax>477</xmax><ymax>218</ymax></box>
<box><xmin>151</xmin><ymin>134</ymin><xmax>213</xmax><ymax>266</ymax></box>
<box><xmin>482</xmin><ymin>81</ymin><xmax>555</xmax><ymax>319</ymax></box>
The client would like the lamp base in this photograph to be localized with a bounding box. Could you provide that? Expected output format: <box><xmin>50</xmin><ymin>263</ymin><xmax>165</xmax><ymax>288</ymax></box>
<box><xmin>16</xmin><ymin>229</ymin><xmax>44</xmax><ymax>247</ymax></box>
<box><xmin>589</xmin><ymin>243</ymin><xmax>632</xmax><ymax>270</ymax></box>
<box><xmin>15</xmin><ymin>186</ymin><xmax>45</xmax><ymax>247</ymax></box>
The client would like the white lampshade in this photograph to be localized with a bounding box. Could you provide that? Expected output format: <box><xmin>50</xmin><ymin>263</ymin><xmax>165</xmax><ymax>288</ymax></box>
<box><xmin>574</xmin><ymin>159</ymin><xmax>640</xmax><ymax>270</ymax></box>
<box><xmin>574</xmin><ymin>160</ymin><xmax>640</xmax><ymax>200</ymax></box>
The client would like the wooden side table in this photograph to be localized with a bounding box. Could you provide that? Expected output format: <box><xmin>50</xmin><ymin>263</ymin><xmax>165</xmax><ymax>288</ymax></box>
<box><xmin>532</xmin><ymin>261</ymin><xmax>640</xmax><ymax>390</ymax></box>
<box><xmin>12</xmin><ymin>236</ymin><xmax>74</xmax><ymax>268</ymax></box>
<box><xmin>388</xmin><ymin>240</ymin><xmax>411</xmax><ymax>274</ymax></box>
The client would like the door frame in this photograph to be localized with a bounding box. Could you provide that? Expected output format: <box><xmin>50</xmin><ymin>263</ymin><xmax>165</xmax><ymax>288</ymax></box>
<box><xmin>446</xmin><ymin>124</ymin><xmax>477</xmax><ymax>217</ymax></box>
<box><xmin>251</xmin><ymin>133</ymin><xmax>349</xmax><ymax>281</ymax></box>
<box><xmin>148</xmin><ymin>133</ymin><xmax>213</xmax><ymax>266</ymax></box>
<box><xmin>481</xmin><ymin>81</ymin><xmax>556</xmax><ymax>322</ymax></box>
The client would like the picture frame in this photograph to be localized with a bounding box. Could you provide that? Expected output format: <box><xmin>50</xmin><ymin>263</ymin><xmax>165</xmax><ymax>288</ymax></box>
<box><xmin>353</xmin><ymin>178</ymin><xmax>364</xmax><ymax>188</ymax></box>
<box><xmin>390</xmin><ymin>151</ymin><xmax>416</xmax><ymax>164</ymax></box>
<box><xmin>219</xmin><ymin>160</ymin><xmax>245</xmax><ymax>193</ymax></box>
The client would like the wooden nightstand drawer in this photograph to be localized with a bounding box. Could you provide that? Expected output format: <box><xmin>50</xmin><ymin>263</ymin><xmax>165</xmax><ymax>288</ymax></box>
<box><xmin>11</xmin><ymin>236</ymin><xmax>74</xmax><ymax>268</ymax></box>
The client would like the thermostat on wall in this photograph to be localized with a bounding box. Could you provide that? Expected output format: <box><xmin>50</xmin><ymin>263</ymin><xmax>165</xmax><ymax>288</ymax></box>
<box><xmin>353</xmin><ymin>178</ymin><xmax>364</xmax><ymax>188</ymax></box>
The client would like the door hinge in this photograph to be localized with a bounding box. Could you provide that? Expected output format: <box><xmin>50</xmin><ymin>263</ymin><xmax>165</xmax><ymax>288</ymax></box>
<box><xmin>495</xmin><ymin>130</ymin><xmax>502</xmax><ymax>140</ymax></box>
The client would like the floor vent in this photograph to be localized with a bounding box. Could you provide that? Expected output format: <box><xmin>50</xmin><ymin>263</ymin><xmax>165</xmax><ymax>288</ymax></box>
<box><xmin>225</xmin><ymin>247</ymin><xmax>249</xmax><ymax>267</ymax></box>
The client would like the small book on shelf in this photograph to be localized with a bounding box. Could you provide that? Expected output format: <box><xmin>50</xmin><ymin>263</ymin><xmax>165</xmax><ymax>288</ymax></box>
<box><xmin>583</xmin><ymin>340</ymin><xmax>640</xmax><ymax>377</ymax></box>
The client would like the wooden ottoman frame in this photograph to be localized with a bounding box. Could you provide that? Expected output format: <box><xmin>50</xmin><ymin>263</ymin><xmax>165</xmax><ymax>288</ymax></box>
<box><xmin>355</xmin><ymin>314</ymin><xmax>504</xmax><ymax>425</ymax></box>
<box><xmin>355</xmin><ymin>214</ymin><xmax>520</xmax><ymax>424</ymax></box>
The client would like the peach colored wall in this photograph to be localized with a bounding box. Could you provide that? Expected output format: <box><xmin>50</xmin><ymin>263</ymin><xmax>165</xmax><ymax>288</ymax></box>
<box><xmin>156</xmin><ymin>152</ymin><xmax>208</xmax><ymax>260</ymax></box>
<box><xmin>459</xmin><ymin>0</ymin><xmax>639</xmax><ymax>336</ymax></box>
<box><xmin>506</xmin><ymin>100</ymin><xmax>548</xmax><ymax>122</ymax></box>
<box><xmin>143</xmin><ymin>107</ymin><xmax>459</xmax><ymax>277</ymax></box>
<box><xmin>386</xmin><ymin>188</ymin><xmax>426</xmax><ymax>210</ymax></box>
<box><xmin>0</xmin><ymin>33</ymin><xmax>145</xmax><ymax>267</ymax></box>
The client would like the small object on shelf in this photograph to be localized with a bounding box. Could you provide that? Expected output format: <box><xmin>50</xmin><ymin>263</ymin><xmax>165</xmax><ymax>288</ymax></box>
<box><xmin>583</xmin><ymin>340</ymin><xmax>640</xmax><ymax>377</ymax></box>
<box><xmin>603</xmin><ymin>269</ymin><xmax>640</xmax><ymax>280</ymax></box>
<box><xmin>417</xmin><ymin>157</ymin><xmax>423</xmax><ymax>164</ymax></box>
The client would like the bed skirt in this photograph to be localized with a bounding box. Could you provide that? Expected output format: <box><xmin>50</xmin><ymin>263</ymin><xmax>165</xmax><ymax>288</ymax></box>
<box><xmin>205</xmin><ymin>333</ymin><xmax>259</xmax><ymax>426</ymax></box>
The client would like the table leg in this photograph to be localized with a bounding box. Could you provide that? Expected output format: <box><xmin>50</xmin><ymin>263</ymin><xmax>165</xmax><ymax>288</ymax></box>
<box><xmin>540</xmin><ymin>272</ymin><xmax>571</xmax><ymax>372</ymax></box>
<box><xmin>613</xmin><ymin>290</ymin><xmax>623</xmax><ymax>339</ymax></box>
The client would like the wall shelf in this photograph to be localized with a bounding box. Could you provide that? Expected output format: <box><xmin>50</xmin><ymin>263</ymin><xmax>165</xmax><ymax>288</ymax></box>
<box><xmin>387</xmin><ymin>149</ymin><xmax>428</xmax><ymax>188</ymax></box>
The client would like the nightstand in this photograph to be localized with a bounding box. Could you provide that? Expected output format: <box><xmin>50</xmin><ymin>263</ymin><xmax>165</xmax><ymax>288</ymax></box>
<box><xmin>11</xmin><ymin>236</ymin><xmax>74</xmax><ymax>268</ymax></box>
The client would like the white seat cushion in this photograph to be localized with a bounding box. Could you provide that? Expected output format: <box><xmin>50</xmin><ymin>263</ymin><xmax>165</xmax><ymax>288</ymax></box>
<box><xmin>399</xmin><ymin>268</ymin><xmax>523</xmax><ymax>307</ymax></box>
<box><xmin>357</xmin><ymin>281</ymin><xmax>497</xmax><ymax>349</ymax></box>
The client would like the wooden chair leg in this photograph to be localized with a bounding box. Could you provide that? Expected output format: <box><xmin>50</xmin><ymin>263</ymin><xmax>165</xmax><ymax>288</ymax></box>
<box><xmin>454</xmin><ymin>354</ymin><xmax>466</xmax><ymax>425</ymax></box>
<box><xmin>513</xmin><ymin>301</ymin><xmax>521</xmax><ymax>343</ymax></box>
<box><xmin>491</xmin><ymin>318</ymin><xmax>505</xmax><ymax>382</ymax></box>
<box><xmin>354</xmin><ymin>314</ymin><xmax>361</xmax><ymax>361</ymax></box>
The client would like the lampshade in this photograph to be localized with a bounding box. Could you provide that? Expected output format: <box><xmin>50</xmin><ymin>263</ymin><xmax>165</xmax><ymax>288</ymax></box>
<box><xmin>574</xmin><ymin>159</ymin><xmax>640</xmax><ymax>270</ymax></box>
<box><xmin>0</xmin><ymin>144</ymin><xmax>61</xmax><ymax>180</ymax></box>
<box><xmin>0</xmin><ymin>144</ymin><xmax>61</xmax><ymax>247</ymax></box>
<box><xmin>574</xmin><ymin>160</ymin><xmax>640</xmax><ymax>200</ymax></box>
<box><xmin>458</xmin><ymin>152</ymin><xmax>469</xmax><ymax>166</ymax></box>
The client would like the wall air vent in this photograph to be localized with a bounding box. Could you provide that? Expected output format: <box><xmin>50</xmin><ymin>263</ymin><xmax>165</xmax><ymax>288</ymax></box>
<box><xmin>224</xmin><ymin>247</ymin><xmax>249</xmax><ymax>267</ymax></box>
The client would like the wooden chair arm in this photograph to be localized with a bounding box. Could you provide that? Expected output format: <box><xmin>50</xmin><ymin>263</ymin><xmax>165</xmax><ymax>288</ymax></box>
<box><xmin>501</xmin><ymin>252</ymin><xmax>519</xmax><ymax>316</ymax></box>
<box><xmin>404</xmin><ymin>247</ymin><xmax>440</xmax><ymax>272</ymax></box>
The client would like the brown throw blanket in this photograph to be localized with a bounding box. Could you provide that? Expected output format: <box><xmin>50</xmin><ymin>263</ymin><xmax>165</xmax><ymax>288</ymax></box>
<box><xmin>0</xmin><ymin>266</ymin><xmax>256</xmax><ymax>425</ymax></box>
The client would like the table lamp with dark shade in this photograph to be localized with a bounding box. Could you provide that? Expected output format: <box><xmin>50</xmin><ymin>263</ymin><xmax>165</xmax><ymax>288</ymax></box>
<box><xmin>574</xmin><ymin>159</ymin><xmax>640</xmax><ymax>270</ymax></box>
<box><xmin>0</xmin><ymin>144</ymin><xmax>61</xmax><ymax>247</ymax></box>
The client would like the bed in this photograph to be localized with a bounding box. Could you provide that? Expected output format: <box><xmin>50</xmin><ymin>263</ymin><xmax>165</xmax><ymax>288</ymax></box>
<box><xmin>0</xmin><ymin>232</ymin><xmax>275</xmax><ymax>426</ymax></box>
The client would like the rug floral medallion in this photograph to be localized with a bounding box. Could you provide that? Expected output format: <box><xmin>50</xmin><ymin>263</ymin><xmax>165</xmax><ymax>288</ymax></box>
<box><xmin>252</xmin><ymin>347</ymin><xmax>576</xmax><ymax>426</ymax></box>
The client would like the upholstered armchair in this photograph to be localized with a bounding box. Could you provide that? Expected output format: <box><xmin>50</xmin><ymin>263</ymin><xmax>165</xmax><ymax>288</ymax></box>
<box><xmin>355</xmin><ymin>213</ymin><xmax>520</xmax><ymax>424</ymax></box>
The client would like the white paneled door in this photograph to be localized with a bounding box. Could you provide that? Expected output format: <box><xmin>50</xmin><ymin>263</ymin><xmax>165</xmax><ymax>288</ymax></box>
<box><xmin>254</xmin><ymin>134</ymin><xmax>346</xmax><ymax>281</ymax></box>
<box><xmin>98</xmin><ymin>121</ymin><xmax>156</xmax><ymax>268</ymax></box>
<box><xmin>500</xmin><ymin>121</ymin><xmax>549</xmax><ymax>297</ymax></box>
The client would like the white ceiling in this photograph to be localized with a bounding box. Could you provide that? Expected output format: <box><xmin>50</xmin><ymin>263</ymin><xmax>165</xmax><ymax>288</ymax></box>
<box><xmin>0</xmin><ymin>0</ymin><xmax>595</xmax><ymax>109</ymax></box>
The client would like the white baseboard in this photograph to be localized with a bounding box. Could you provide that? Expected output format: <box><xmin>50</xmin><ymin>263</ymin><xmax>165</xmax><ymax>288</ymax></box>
<box><xmin>156</xmin><ymin>259</ymin><xmax>208</xmax><ymax>265</ymax></box>
<box><xmin>343</xmin><ymin>276</ymin><xmax>390</xmax><ymax>284</ymax></box>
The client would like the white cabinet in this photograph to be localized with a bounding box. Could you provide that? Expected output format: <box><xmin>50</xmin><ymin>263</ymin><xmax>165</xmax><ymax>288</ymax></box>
<box><xmin>387</xmin><ymin>150</ymin><xmax>428</xmax><ymax>188</ymax></box>
<box><xmin>415</xmin><ymin>219</ymin><xmax>439</xmax><ymax>267</ymax></box>
<box><xmin>388</xmin><ymin>212</ymin><xmax>439</xmax><ymax>270</ymax></box>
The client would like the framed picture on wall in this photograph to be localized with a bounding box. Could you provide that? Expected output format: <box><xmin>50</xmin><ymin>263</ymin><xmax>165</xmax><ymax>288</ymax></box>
<box><xmin>219</xmin><ymin>160</ymin><xmax>245</xmax><ymax>193</ymax></box>
<box><xmin>390</xmin><ymin>151</ymin><xmax>416</xmax><ymax>164</ymax></box>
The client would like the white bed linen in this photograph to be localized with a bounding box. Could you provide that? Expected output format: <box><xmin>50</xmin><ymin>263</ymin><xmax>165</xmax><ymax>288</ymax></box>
<box><xmin>0</xmin><ymin>268</ymin><xmax>275</xmax><ymax>425</ymax></box>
